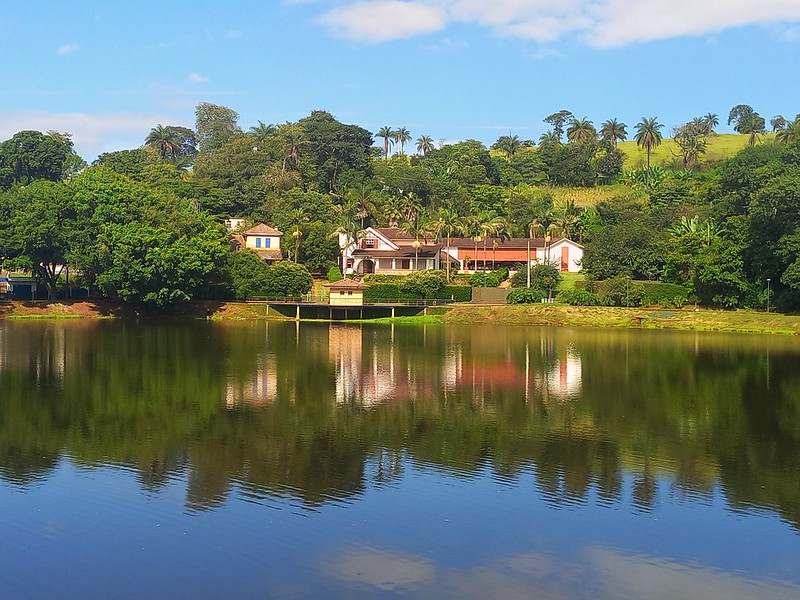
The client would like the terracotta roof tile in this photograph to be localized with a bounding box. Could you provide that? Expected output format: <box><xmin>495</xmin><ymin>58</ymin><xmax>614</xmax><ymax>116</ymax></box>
<box><xmin>243</xmin><ymin>223</ymin><xmax>284</xmax><ymax>236</ymax></box>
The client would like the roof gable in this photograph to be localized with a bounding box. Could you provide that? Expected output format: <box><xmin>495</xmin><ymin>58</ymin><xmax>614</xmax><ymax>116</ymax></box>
<box><xmin>243</xmin><ymin>223</ymin><xmax>284</xmax><ymax>236</ymax></box>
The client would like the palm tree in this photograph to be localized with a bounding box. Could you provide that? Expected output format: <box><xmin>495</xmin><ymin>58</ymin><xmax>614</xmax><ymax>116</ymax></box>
<box><xmin>600</xmin><ymin>119</ymin><xmax>627</xmax><ymax>146</ymax></box>
<box><xmin>490</xmin><ymin>217</ymin><xmax>511</xmax><ymax>269</ymax></box>
<box><xmin>553</xmin><ymin>200</ymin><xmax>582</xmax><ymax>240</ymax></box>
<box><xmin>331</xmin><ymin>199</ymin><xmax>362</xmax><ymax>276</ymax></box>
<box><xmin>776</xmin><ymin>117</ymin><xmax>800</xmax><ymax>144</ymax></box>
<box><xmin>478</xmin><ymin>211</ymin><xmax>503</xmax><ymax>271</ymax></box>
<box><xmin>145</xmin><ymin>124</ymin><xmax>179</xmax><ymax>158</ymax></box>
<box><xmin>347</xmin><ymin>184</ymin><xmax>378</xmax><ymax>229</ymax></box>
<box><xmin>702</xmin><ymin>113</ymin><xmax>719</xmax><ymax>136</ymax></box>
<box><xmin>278</xmin><ymin>124</ymin><xmax>305</xmax><ymax>172</ymax></box>
<box><xmin>634</xmin><ymin>117</ymin><xmax>664</xmax><ymax>170</ymax></box>
<box><xmin>249</xmin><ymin>121</ymin><xmax>277</xmax><ymax>149</ymax></box>
<box><xmin>566</xmin><ymin>118</ymin><xmax>597</xmax><ymax>145</ymax></box>
<box><xmin>400</xmin><ymin>203</ymin><xmax>430</xmax><ymax>271</ymax></box>
<box><xmin>494</xmin><ymin>134</ymin><xmax>523</xmax><ymax>159</ymax></box>
<box><xmin>538</xmin><ymin>130</ymin><xmax>561</xmax><ymax>147</ymax></box>
<box><xmin>393</xmin><ymin>127</ymin><xmax>411</xmax><ymax>155</ymax></box>
<box><xmin>433</xmin><ymin>207</ymin><xmax>462</xmax><ymax>279</ymax></box>
<box><xmin>528</xmin><ymin>195</ymin><xmax>554</xmax><ymax>238</ymax></box>
<box><xmin>287</xmin><ymin>207</ymin><xmax>309</xmax><ymax>262</ymax></box>
<box><xmin>377</xmin><ymin>126</ymin><xmax>394</xmax><ymax>159</ymax></box>
<box><xmin>416</xmin><ymin>135</ymin><xmax>435</xmax><ymax>156</ymax></box>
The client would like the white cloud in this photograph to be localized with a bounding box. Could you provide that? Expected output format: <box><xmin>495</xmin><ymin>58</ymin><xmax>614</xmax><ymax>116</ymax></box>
<box><xmin>57</xmin><ymin>43</ymin><xmax>79</xmax><ymax>55</ymax></box>
<box><xmin>310</xmin><ymin>0</ymin><xmax>800</xmax><ymax>46</ymax></box>
<box><xmin>317</xmin><ymin>1</ymin><xmax>447</xmax><ymax>42</ymax></box>
<box><xmin>0</xmin><ymin>110</ymin><xmax>181</xmax><ymax>161</ymax></box>
<box><xmin>187</xmin><ymin>73</ymin><xmax>209</xmax><ymax>84</ymax></box>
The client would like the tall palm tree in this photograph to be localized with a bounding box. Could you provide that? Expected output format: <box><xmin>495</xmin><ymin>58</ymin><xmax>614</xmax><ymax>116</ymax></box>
<box><xmin>145</xmin><ymin>124</ymin><xmax>179</xmax><ymax>158</ymax></box>
<box><xmin>377</xmin><ymin>126</ymin><xmax>394</xmax><ymax>159</ymax></box>
<box><xmin>566</xmin><ymin>118</ymin><xmax>597</xmax><ymax>145</ymax></box>
<box><xmin>490</xmin><ymin>217</ymin><xmax>511</xmax><ymax>269</ymax></box>
<box><xmin>478</xmin><ymin>211</ymin><xmax>502</xmax><ymax>271</ymax></box>
<box><xmin>416</xmin><ymin>135</ymin><xmax>435</xmax><ymax>156</ymax></box>
<box><xmin>600</xmin><ymin>119</ymin><xmax>627</xmax><ymax>146</ymax></box>
<box><xmin>331</xmin><ymin>199</ymin><xmax>362</xmax><ymax>276</ymax></box>
<box><xmin>276</xmin><ymin>124</ymin><xmax>305</xmax><ymax>172</ymax></box>
<box><xmin>393</xmin><ymin>127</ymin><xmax>411</xmax><ymax>155</ymax></box>
<box><xmin>400</xmin><ymin>203</ymin><xmax>430</xmax><ymax>271</ymax></box>
<box><xmin>529</xmin><ymin>196</ymin><xmax>554</xmax><ymax>238</ymax></box>
<box><xmin>776</xmin><ymin>117</ymin><xmax>800</xmax><ymax>144</ymax></box>
<box><xmin>433</xmin><ymin>207</ymin><xmax>462</xmax><ymax>279</ymax></box>
<box><xmin>553</xmin><ymin>200</ymin><xmax>582</xmax><ymax>240</ymax></box>
<box><xmin>634</xmin><ymin>117</ymin><xmax>664</xmax><ymax>170</ymax></box>
<box><xmin>538</xmin><ymin>130</ymin><xmax>561</xmax><ymax>147</ymax></box>
<box><xmin>287</xmin><ymin>207</ymin><xmax>309</xmax><ymax>262</ymax></box>
<box><xmin>347</xmin><ymin>184</ymin><xmax>378</xmax><ymax>229</ymax></box>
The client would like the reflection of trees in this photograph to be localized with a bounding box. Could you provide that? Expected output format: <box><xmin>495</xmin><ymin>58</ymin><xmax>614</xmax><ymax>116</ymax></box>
<box><xmin>0</xmin><ymin>323</ymin><xmax>799</xmax><ymax>529</ymax></box>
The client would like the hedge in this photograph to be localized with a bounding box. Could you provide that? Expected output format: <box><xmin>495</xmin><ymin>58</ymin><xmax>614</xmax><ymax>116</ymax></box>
<box><xmin>574</xmin><ymin>278</ymin><xmax>690</xmax><ymax>307</ymax></box>
<box><xmin>362</xmin><ymin>283</ymin><xmax>471</xmax><ymax>302</ymax></box>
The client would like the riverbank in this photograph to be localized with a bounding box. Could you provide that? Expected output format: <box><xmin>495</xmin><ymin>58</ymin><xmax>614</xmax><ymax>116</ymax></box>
<box><xmin>3</xmin><ymin>300</ymin><xmax>799</xmax><ymax>335</ymax></box>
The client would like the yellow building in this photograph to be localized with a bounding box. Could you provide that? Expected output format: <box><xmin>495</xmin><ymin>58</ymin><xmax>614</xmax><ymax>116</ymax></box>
<box><xmin>326</xmin><ymin>279</ymin><xmax>367</xmax><ymax>306</ymax></box>
<box><xmin>231</xmin><ymin>223</ymin><xmax>284</xmax><ymax>263</ymax></box>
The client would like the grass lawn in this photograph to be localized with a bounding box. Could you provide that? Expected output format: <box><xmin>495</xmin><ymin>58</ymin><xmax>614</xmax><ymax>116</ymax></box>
<box><xmin>558</xmin><ymin>272</ymin><xmax>585</xmax><ymax>291</ymax></box>
<box><xmin>618</xmin><ymin>133</ymin><xmax>770</xmax><ymax>170</ymax></box>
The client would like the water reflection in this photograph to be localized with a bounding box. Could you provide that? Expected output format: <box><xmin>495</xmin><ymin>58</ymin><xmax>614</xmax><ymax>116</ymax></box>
<box><xmin>0</xmin><ymin>321</ymin><xmax>799</xmax><ymax>533</ymax></box>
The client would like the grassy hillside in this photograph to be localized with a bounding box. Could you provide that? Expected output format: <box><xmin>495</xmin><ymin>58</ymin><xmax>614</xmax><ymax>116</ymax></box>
<box><xmin>618</xmin><ymin>133</ymin><xmax>770</xmax><ymax>170</ymax></box>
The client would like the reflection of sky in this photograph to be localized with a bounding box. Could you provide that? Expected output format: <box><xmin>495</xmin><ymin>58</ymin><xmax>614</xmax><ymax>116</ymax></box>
<box><xmin>2</xmin><ymin>454</ymin><xmax>799</xmax><ymax>598</ymax></box>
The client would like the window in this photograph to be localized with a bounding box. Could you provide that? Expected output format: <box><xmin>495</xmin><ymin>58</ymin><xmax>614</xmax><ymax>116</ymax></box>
<box><xmin>399</xmin><ymin>259</ymin><xmax>410</xmax><ymax>270</ymax></box>
<box><xmin>347</xmin><ymin>291</ymin><xmax>353</xmax><ymax>295</ymax></box>
<box><xmin>255</xmin><ymin>238</ymin><xmax>262</xmax><ymax>248</ymax></box>
<box><xmin>265</xmin><ymin>238</ymin><xmax>271</xmax><ymax>248</ymax></box>
<box><xmin>362</xmin><ymin>238</ymin><xmax>377</xmax><ymax>249</ymax></box>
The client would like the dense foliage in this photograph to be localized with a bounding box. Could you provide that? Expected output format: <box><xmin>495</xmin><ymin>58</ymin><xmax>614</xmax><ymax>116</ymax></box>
<box><xmin>2</xmin><ymin>102</ymin><xmax>800</xmax><ymax>310</ymax></box>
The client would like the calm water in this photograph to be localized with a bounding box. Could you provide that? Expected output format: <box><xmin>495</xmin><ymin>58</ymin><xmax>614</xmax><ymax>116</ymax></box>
<box><xmin>1</xmin><ymin>320</ymin><xmax>799</xmax><ymax>599</ymax></box>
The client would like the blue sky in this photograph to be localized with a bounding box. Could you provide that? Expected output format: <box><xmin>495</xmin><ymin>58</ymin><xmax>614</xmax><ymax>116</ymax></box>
<box><xmin>2</xmin><ymin>1</ymin><xmax>799</xmax><ymax>160</ymax></box>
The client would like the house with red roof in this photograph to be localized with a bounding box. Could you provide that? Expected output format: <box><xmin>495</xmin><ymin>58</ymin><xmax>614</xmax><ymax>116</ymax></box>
<box><xmin>230</xmin><ymin>223</ymin><xmax>284</xmax><ymax>263</ymax></box>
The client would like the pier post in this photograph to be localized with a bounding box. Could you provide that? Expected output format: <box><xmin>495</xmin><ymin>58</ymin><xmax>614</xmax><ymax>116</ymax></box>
<box><xmin>295</xmin><ymin>304</ymin><xmax>300</xmax><ymax>321</ymax></box>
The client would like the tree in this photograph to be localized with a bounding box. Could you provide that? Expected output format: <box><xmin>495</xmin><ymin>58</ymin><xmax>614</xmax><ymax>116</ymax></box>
<box><xmin>552</xmin><ymin>199</ymin><xmax>582</xmax><ymax>240</ymax></box>
<box><xmin>225</xmin><ymin>249</ymin><xmax>269</xmax><ymax>299</ymax></box>
<box><xmin>249</xmin><ymin>121</ymin><xmax>278</xmax><ymax>147</ymax></box>
<box><xmin>0</xmin><ymin>130</ymin><xmax>75</xmax><ymax>188</ymax></box>
<box><xmin>4</xmin><ymin>180</ymin><xmax>75</xmax><ymax>299</ymax></box>
<box><xmin>392</xmin><ymin>127</ymin><xmax>411</xmax><ymax>155</ymax></box>
<box><xmin>287</xmin><ymin>206</ymin><xmax>309</xmax><ymax>262</ymax></box>
<box><xmin>145</xmin><ymin>125</ymin><xmax>179</xmax><ymax>158</ymax></box>
<box><xmin>433</xmin><ymin>207</ymin><xmax>462</xmax><ymax>280</ymax></box>
<box><xmin>278</xmin><ymin>124</ymin><xmax>306</xmax><ymax>173</ymax></box>
<box><xmin>600</xmin><ymin>119</ymin><xmax>627</xmax><ymax>146</ymax></box>
<box><xmin>727</xmin><ymin>104</ymin><xmax>766</xmax><ymax>146</ymax></box>
<box><xmin>262</xmin><ymin>261</ymin><xmax>313</xmax><ymax>297</ymax></box>
<box><xmin>634</xmin><ymin>117</ymin><xmax>664</xmax><ymax>170</ymax></box>
<box><xmin>195</xmin><ymin>102</ymin><xmax>242</xmax><ymax>153</ymax></box>
<box><xmin>566</xmin><ymin>117</ymin><xmax>597</xmax><ymax>145</ymax></box>
<box><xmin>416</xmin><ymin>135</ymin><xmax>435</xmax><ymax>156</ymax></box>
<box><xmin>672</xmin><ymin>120</ymin><xmax>708</xmax><ymax>168</ymax></box>
<box><xmin>331</xmin><ymin>198</ymin><xmax>361</xmax><ymax>274</ymax></box>
<box><xmin>544</xmin><ymin>110</ymin><xmax>573</xmax><ymax>142</ymax></box>
<box><xmin>493</xmin><ymin>134</ymin><xmax>523</xmax><ymax>159</ymax></box>
<box><xmin>775</xmin><ymin>117</ymin><xmax>800</xmax><ymax>145</ymax></box>
<box><xmin>702</xmin><ymin>113</ymin><xmax>719</xmax><ymax>136</ymax></box>
<box><xmin>538</xmin><ymin>131</ymin><xmax>561</xmax><ymax>147</ymax></box>
<box><xmin>377</xmin><ymin>126</ymin><xmax>394</xmax><ymax>159</ymax></box>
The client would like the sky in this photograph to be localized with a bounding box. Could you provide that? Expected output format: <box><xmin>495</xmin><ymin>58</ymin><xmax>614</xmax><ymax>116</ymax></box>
<box><xmin>2</xmin><ymin>1</ymin><xmax>799</xmax><ymax>161</ymax></box>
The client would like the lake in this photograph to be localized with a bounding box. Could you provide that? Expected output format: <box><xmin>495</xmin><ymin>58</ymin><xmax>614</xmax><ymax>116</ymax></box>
<box><xmin>1</xmin><ymin>320</ymin><xmax>799</xmax><ymax>599</ymax></box>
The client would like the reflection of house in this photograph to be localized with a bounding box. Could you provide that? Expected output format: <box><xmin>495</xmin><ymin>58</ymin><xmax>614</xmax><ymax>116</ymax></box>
<box><xmin>230</xmin><ymin>223</ymin><xmax>284</xmax><ymax>262</ymax></box>
<box><xmin>340</xmin><ymin>227</ymin><xmax>582</xmax><ymax>275</ymax></box>
<box><xmin>225</xmin><ymin>357</ymin><xmax>279</xmax><ymax>408</ymax></box>
<box><xmin>540</xmin><ymin>350</ymin><xmax>582</xmax><ymax>400</ymax></box>
<box><xmin>326</xmin><ymin>279</ymin><xmax>367</xmax><ymax>306</ymax></box>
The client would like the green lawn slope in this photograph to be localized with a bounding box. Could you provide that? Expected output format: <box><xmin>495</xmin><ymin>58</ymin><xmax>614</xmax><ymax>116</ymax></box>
<box><xmin>618</xmin><ymin>133</ymin><xmax>771</xmax><ymax>170</ymax></box>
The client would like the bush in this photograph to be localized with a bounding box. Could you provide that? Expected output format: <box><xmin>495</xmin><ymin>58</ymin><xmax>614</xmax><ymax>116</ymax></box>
<box><xmin>363</xmin><ymin>283</ymin><xmax>405</xmax><ymax>302</ymax></box>
<box><xmin>636</xmin><ymin>281</ymin><xmax>690</xmax><ymax>306</ymax></box>
<box><xmin>225</xmin><ymin>250</ymin><xmax>269</xmax><ymax>299</ymax></box>
<box><xmin>578</xmin><ymin>278</ymin><xmax>690</xmax><ymax>307</ymax></box>
<box><xmin>327</xmin><ymin>266</ymin><xmax>343</xmax><ymax>283</ymax></box>
<box><xmin>263</xmin><ymin>261</ymin><xmax>313</xmax><ymax>297</ymax></box>
<box><xmin>510</xmin><ymin>262</ymin><xmax>562</xmax><ymax>296</ymax></box>
<box><xmin>558</xmin><ymin>288</ymin><xmax>609</xmax><ymax>306</ymax></box>
<box><xmin>507</xmin><ymin>288</ymin><xmax>544</xmax><ymax>304</ymax></box>
<box><xmin>469</xmin><ymin>268</ymin><xmax>508</xmax><ymax>287</ymax></box>
<box><xmin>442</xmin><ymin>285</ymin><xmax>472</xmax><ymax>302</ymax></box>
<box><xmin>401</xmin><ymin>270</ymin><xmax>447</xmax><ymax>299</ymax></box>
<box><xmin>363</xmin><ymin>273</ymin><xmax>406</xmax><ymax>283</ymax></box>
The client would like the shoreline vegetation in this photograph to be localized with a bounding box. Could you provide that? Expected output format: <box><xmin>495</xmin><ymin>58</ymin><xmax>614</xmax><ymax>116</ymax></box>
<box><xmin>2</xmin><ymin>300</ymin><xmax>799</xmax><ymax>335</ymax></box>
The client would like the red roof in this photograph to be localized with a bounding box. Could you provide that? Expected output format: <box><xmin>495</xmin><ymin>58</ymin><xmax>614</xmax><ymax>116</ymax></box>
<box><xmin>325</xmin><ymin>278</ymin><xmax>368</xmax><ymax>290</ymax></box>
<box><xmin>243</xmin><ymin>223</ymin><xmax>284</xmax><ymax>236</ymax></box>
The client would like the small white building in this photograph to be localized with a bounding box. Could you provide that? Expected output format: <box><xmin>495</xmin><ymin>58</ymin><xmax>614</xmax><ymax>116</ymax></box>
<box><xmin>231</xmin><ymin>223</ymin><xmax>284</xmax><ymax>263</ymax></box>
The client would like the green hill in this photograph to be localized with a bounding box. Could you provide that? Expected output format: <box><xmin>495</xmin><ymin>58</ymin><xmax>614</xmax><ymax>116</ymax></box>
<box><xmin>618</xmin><ymin>133</ymin><xmax>770</xmax><ymax>170</ymax></box>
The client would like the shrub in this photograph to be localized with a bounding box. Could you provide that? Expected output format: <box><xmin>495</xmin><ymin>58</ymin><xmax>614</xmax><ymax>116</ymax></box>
<box><xmin>263</xmin><ymin>261</ymin><xmax>313</xmax><ymax>297</ymax></box>
<box><xmin>558</xmin><ymin>287</ymin><xmax>609</xmax><ymax>306</ymax></box>
<box><xmin>327</xmin><ymin>266</ymin><xmax>343</xmax><ymax>283</ymax></box>
<box><xmin>401</xmin><ymin>270</ymin><xmax>447</xmax><ymax>299</ymax></box>
<box><xmin>510</xmin><ymin>262</ymin><xmax>562</xmax><ymax>296</ymax></box>
<box><xmin>225</xmin><ymin>250</ymin><xmax>268</xmax><ymax>299</ymax></box>
<box><xmin>363</xmin><ymin>273</ymin><xmax>406</xmax><ymax>283</ymax></box>
<box><xmin>507</xmin><ymin>288</ymin><xmax>543</xmax><ymax>304</ymax></box>
<box><xmin>442</xmin><ymin>285</ymin><xmax>472</xmax><ymax>302</ymax></box>
<box><xmin>364</xmin><ymin>283</ymin><xmax>404</xmax><ymax>302</ymax></box>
